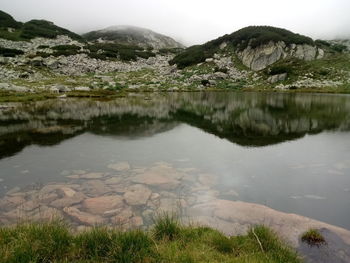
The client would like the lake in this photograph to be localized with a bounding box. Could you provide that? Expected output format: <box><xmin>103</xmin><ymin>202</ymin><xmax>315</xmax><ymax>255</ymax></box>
<box><xmin>0</xmin><ymin>92</ymin><xmax>350</xmax><ymax>230</ymax></box>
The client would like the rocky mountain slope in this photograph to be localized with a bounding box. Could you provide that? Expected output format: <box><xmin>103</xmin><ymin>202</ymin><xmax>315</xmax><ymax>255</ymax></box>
<box><xmin>83</xmin><ymin>25</ymin><xmax>184</xmax><ymax>49</ymax></box>
<box><xmin>0</xmin><ymin>10</ymin><xmax>349</xmax><ymax>98</ymax></box>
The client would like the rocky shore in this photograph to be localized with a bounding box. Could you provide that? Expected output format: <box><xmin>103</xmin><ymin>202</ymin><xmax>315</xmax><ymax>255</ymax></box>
<box><xmin>0</xmin><ymin>160</ymin><xmax>349</xmax><ymax>262</ymax></box>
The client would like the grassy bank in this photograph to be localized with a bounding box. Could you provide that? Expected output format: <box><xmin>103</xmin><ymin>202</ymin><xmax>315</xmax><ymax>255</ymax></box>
<box><xmin>0</xmin><ymin>215</ymin><xmax>301</xmax><ymax>263</ymax></box>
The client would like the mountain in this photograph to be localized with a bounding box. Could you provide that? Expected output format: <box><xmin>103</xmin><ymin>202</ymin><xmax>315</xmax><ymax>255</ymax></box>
<box><xmin>83</xmin><ymin>25</ymin><xmax>184</xmax><ymax>49</ymax></box>
<box><xmin>170</xmin><ymin>26</ymin><xmax>323</xmax><ymax>70</ymax></box>
<box><xmin>0</xmin><ymin>10</ymin><xmax>82</xmax><ymax>41</ymax></box>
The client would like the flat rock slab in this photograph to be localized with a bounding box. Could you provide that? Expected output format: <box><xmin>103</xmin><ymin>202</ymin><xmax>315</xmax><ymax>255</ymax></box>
<box><xmin>189</xmin><ymin>199</ymin><xmax>350</xmax><ymax>263</ymax></box>
<box><xmin>132</xmin><ymin>163</ymin><xmax>183</xmax><ymax>189</ymax></box>
<box><xmin>82</xmin><ymin>195</ymin><xmax>124</xmax><ymax>214</ymax></box>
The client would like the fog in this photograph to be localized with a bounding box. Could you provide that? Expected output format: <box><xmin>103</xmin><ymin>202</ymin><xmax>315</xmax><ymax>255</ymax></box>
<box><xmin>1</xmin><ymin>0</ymin><xmax>350</xmax><ymax>46</ymax></box>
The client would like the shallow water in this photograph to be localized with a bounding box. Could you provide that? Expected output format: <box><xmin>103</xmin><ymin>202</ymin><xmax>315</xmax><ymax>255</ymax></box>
<box><xmin>0</xmin><ymin>92</ymin><xmax>350</xmax><ymax>230</ymax></box>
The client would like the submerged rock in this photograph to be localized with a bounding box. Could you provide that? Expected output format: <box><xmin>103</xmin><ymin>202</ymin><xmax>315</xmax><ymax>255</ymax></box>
<box><xmin>82</xmin><ymin>195</ymin><xmax>124</xmax><ymax>214</ymax></box>
<box><xmin>63</xmin><ymin>206</ymin><xmax>105</xmax><ymax>225</ymax></box>
<box><xmin>123</xmin><ymin>184</ymin><xmax>152</xmax><ymax>206</ymax></box>
<box><xmin>132</xmin><ymin>163</ymin><xmax>183</xmax><ymax>189</ymax></box>
<box><xmin>107</xmin><ymin>162</ymin><xmax>131</xmax><ymax>171</ymax></box>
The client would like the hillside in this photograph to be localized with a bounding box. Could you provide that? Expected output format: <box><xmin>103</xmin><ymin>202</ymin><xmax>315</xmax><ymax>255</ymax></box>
<box><xmin>170</xmin><ymin>26</ymin><xmax>319</xmax><ymax>69</ymax></box>
<box><xmin>0</xmin><ymin>10</ymin><xmax>22</xmax><ymax>29</ymax></box>
<box><xmin>0</xmin><ymin>10</ymin><xmax>349</xmax><ymax>98</ymax></box>
<box><xmin>83</xmin><ymin>25</ymin><xmax>184</xmax><ymax>49</ymax></box>
<box><xmin>0</xmin><ymin>10</ymin><xmax>82</xmax><ymax>41</ymax></box>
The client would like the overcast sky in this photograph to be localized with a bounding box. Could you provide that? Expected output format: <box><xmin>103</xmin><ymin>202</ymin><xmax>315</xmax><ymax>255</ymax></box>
<box><xmin>1</xmin><ymin>0</ymin><xmax>350</xmax><ymax>46</ymax></box>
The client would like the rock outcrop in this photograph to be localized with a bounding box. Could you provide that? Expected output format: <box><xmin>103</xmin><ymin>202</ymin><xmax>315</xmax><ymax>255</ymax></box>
<box><xmin>237</xmin><ymin>41</ymin><xmax>324</xmax><ymax>71</ymax></box>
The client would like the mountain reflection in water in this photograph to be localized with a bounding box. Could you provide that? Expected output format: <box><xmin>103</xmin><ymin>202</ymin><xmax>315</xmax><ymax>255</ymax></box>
<box><xmin>1</xmin><ymin>92</ymin><xmax>350</xmax><ymax>159</ymax></box>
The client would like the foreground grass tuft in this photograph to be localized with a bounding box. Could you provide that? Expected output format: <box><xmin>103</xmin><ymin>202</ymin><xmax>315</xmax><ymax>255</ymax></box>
<box><xmin>0</xmin><ymin>217</ymin><xmax>302</xmax><ymax>263</ymax></box>
<box><xmin>152</xmin><ymin>212</ymin><xmax>182</xmax><ymax>241</ymax></box>
<box><xmin>301</xmin><ymin>228</ymin><xmax>326</xmax><ymax>246</ymax></box>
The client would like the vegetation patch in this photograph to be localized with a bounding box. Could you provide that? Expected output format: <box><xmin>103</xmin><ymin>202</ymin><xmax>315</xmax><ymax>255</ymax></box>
<box><xmin>0</xmin><ymin>10</ymin><xmax>22</xmax><ymax>29</ymax></box>
<box><xmin>0</xmin><ymin>217</ymin><xmax>301</xmax><ymax>263</ymax></box>
<box><xmin>0</xmin><ymin>46</ymin><xmax>24</xmax><ymax>57</ymax></box>
<box><xmin>86</xmin><ymin>43</ymin><xmax>155</xmax><ymax>61</ymax></box>
<box><xmin>0</xmin><ymin>91</ymin><xmax>57</xmax><ymax>102</ymax></box>
<box><xmin>301</xmin><ymin>229</ymin><xmax>326</xmax><ymax>246</ymax></box>
<box><xmin>20</xmin><ymin>20</ymin><xmax>83</xmax><ymax>41</ymax></box>
<box><xmin>0</xmin><ymin>10</ymin><xmax>82</xmax><ymax>41</ymax></box>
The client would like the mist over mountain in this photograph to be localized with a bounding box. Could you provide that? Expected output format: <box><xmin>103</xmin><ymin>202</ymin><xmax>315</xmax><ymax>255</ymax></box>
<box><xmin>83</xmin><ymin>25</ymin><xmax>184</xmax><ymax>49</ymax></box>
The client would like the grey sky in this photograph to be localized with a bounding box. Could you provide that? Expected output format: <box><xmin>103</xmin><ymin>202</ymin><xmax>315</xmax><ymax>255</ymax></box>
<box><xmin>1</xmin><ymin>0</ymin><xmax>350</xmax><ymax>46</ymax></box>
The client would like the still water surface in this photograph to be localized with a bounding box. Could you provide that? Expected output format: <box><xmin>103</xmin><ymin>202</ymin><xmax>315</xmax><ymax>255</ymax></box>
<box><xmin>0</xmin><ymin>92</ymin><xmax>350</xmax><ymax>229</ymax></box>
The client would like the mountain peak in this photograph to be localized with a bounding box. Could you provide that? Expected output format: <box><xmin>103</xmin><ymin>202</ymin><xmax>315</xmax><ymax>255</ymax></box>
<box><xmin>83</xmin><ymin>25</ymin><xmax>184</xmax><ymax>49</ymax></box>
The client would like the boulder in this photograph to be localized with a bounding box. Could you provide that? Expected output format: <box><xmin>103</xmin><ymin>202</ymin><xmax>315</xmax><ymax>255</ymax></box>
<box><xmin>30</xmin><ymin>57</ymin><xmax>44</xmax><ymax>67</ymax></box>
<box><xmin>50</xmin><ymin>192</ymin><xmax>85</xmax><ymax>208</ymax></box>
<box><xmin>268</xmin><ymin>73</ymin><xmax>288</xmax><ymax>83</ymax></box>
<box><xmin>74</xmin><ymin>86</ymin><xmax>91</xmax><ymax>91</ymax></box>
<box><xmin>45</xmin><ymin>59</ymin><xmax>59</xmax><ymax>69</ymax></box>
<box><xmin>81</xmin><ymin>180</ymin><xmax>111</xmax><ymax>196</ymax></box>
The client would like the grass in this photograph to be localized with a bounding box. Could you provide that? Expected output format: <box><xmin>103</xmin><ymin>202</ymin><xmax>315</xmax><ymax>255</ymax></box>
<box><xmin>301</xmin><ymin>229</ymin><xmax>326</xmax><ymax>246</ymax></box>
<box><xmin>0</xmin><ymin>91</ymin><xmax>58</xmax><ymax>102</ymax></box>
<box><xmin>0</xmin><ymin>216</ymin><xmax>302</xmax><ymax>263</ymax></box>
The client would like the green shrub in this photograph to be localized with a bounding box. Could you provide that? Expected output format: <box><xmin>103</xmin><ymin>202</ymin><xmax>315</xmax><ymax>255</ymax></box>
<box><xmin>52</xmin><ymin>45</ymin><xmax>80</xmax><ymax>51</ymax></box>
<box><xmin>269</xmin><ymin>65</ymin><xmax>292</xmax><ymax>75</ymax></box>
<box><xmin>87</xmin><ymin>43</ymin><xmax>150</xmax><ymax>61</ymax></box>
<box><xmin>332</xmin><ymin>44</ymin><xmax>347</xmax><ymax>53</ymax></box>
<box><xmin>20</xmin><ymin>20</ymin><xmax>82</xmax><ymax>41</ymax></box>
<box><xmin>136</xmin><ymin>51</ymin><xmax>156</xmax><ymax>59</ymax></box>
<box><xmin>0</xmin><ymin>47</ymin><xmax>24</xmax><ymax>57</ymax></box>
<box><xmin>37</xmin><ymin>45</ymin><xmax>49</xmax><ymax>49</ymax></box>
<box><xmin>215</xmin><ymin>67</ymin><xmax>228</xmax><ymax>73</ymax></box>
<box><xmin>315</xmin><ymin>39</ymin><xmax>331</xmax><ymax>47</ymax></box>
<box><xmin>169</xmin><ymin>45</ymin><xmax>214</xmax><ymax>69</ymax></box>
<box><xmin>159</xmin><ymin>48</ymin><xmax>184</xmax><ymax>55</ymax></box>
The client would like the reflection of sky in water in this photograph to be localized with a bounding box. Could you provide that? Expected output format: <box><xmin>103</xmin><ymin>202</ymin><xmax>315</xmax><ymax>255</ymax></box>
<box><xmin>0</xmin><ymin>123</ymin><xmax>350</xmax><ymax>229</ymax></box>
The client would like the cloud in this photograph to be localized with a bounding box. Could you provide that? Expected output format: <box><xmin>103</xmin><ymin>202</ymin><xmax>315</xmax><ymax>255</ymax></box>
<box><xmin>1</xmin><ymin>0</ymin><xmax>350</xmax><ymax>45</ymax></box>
